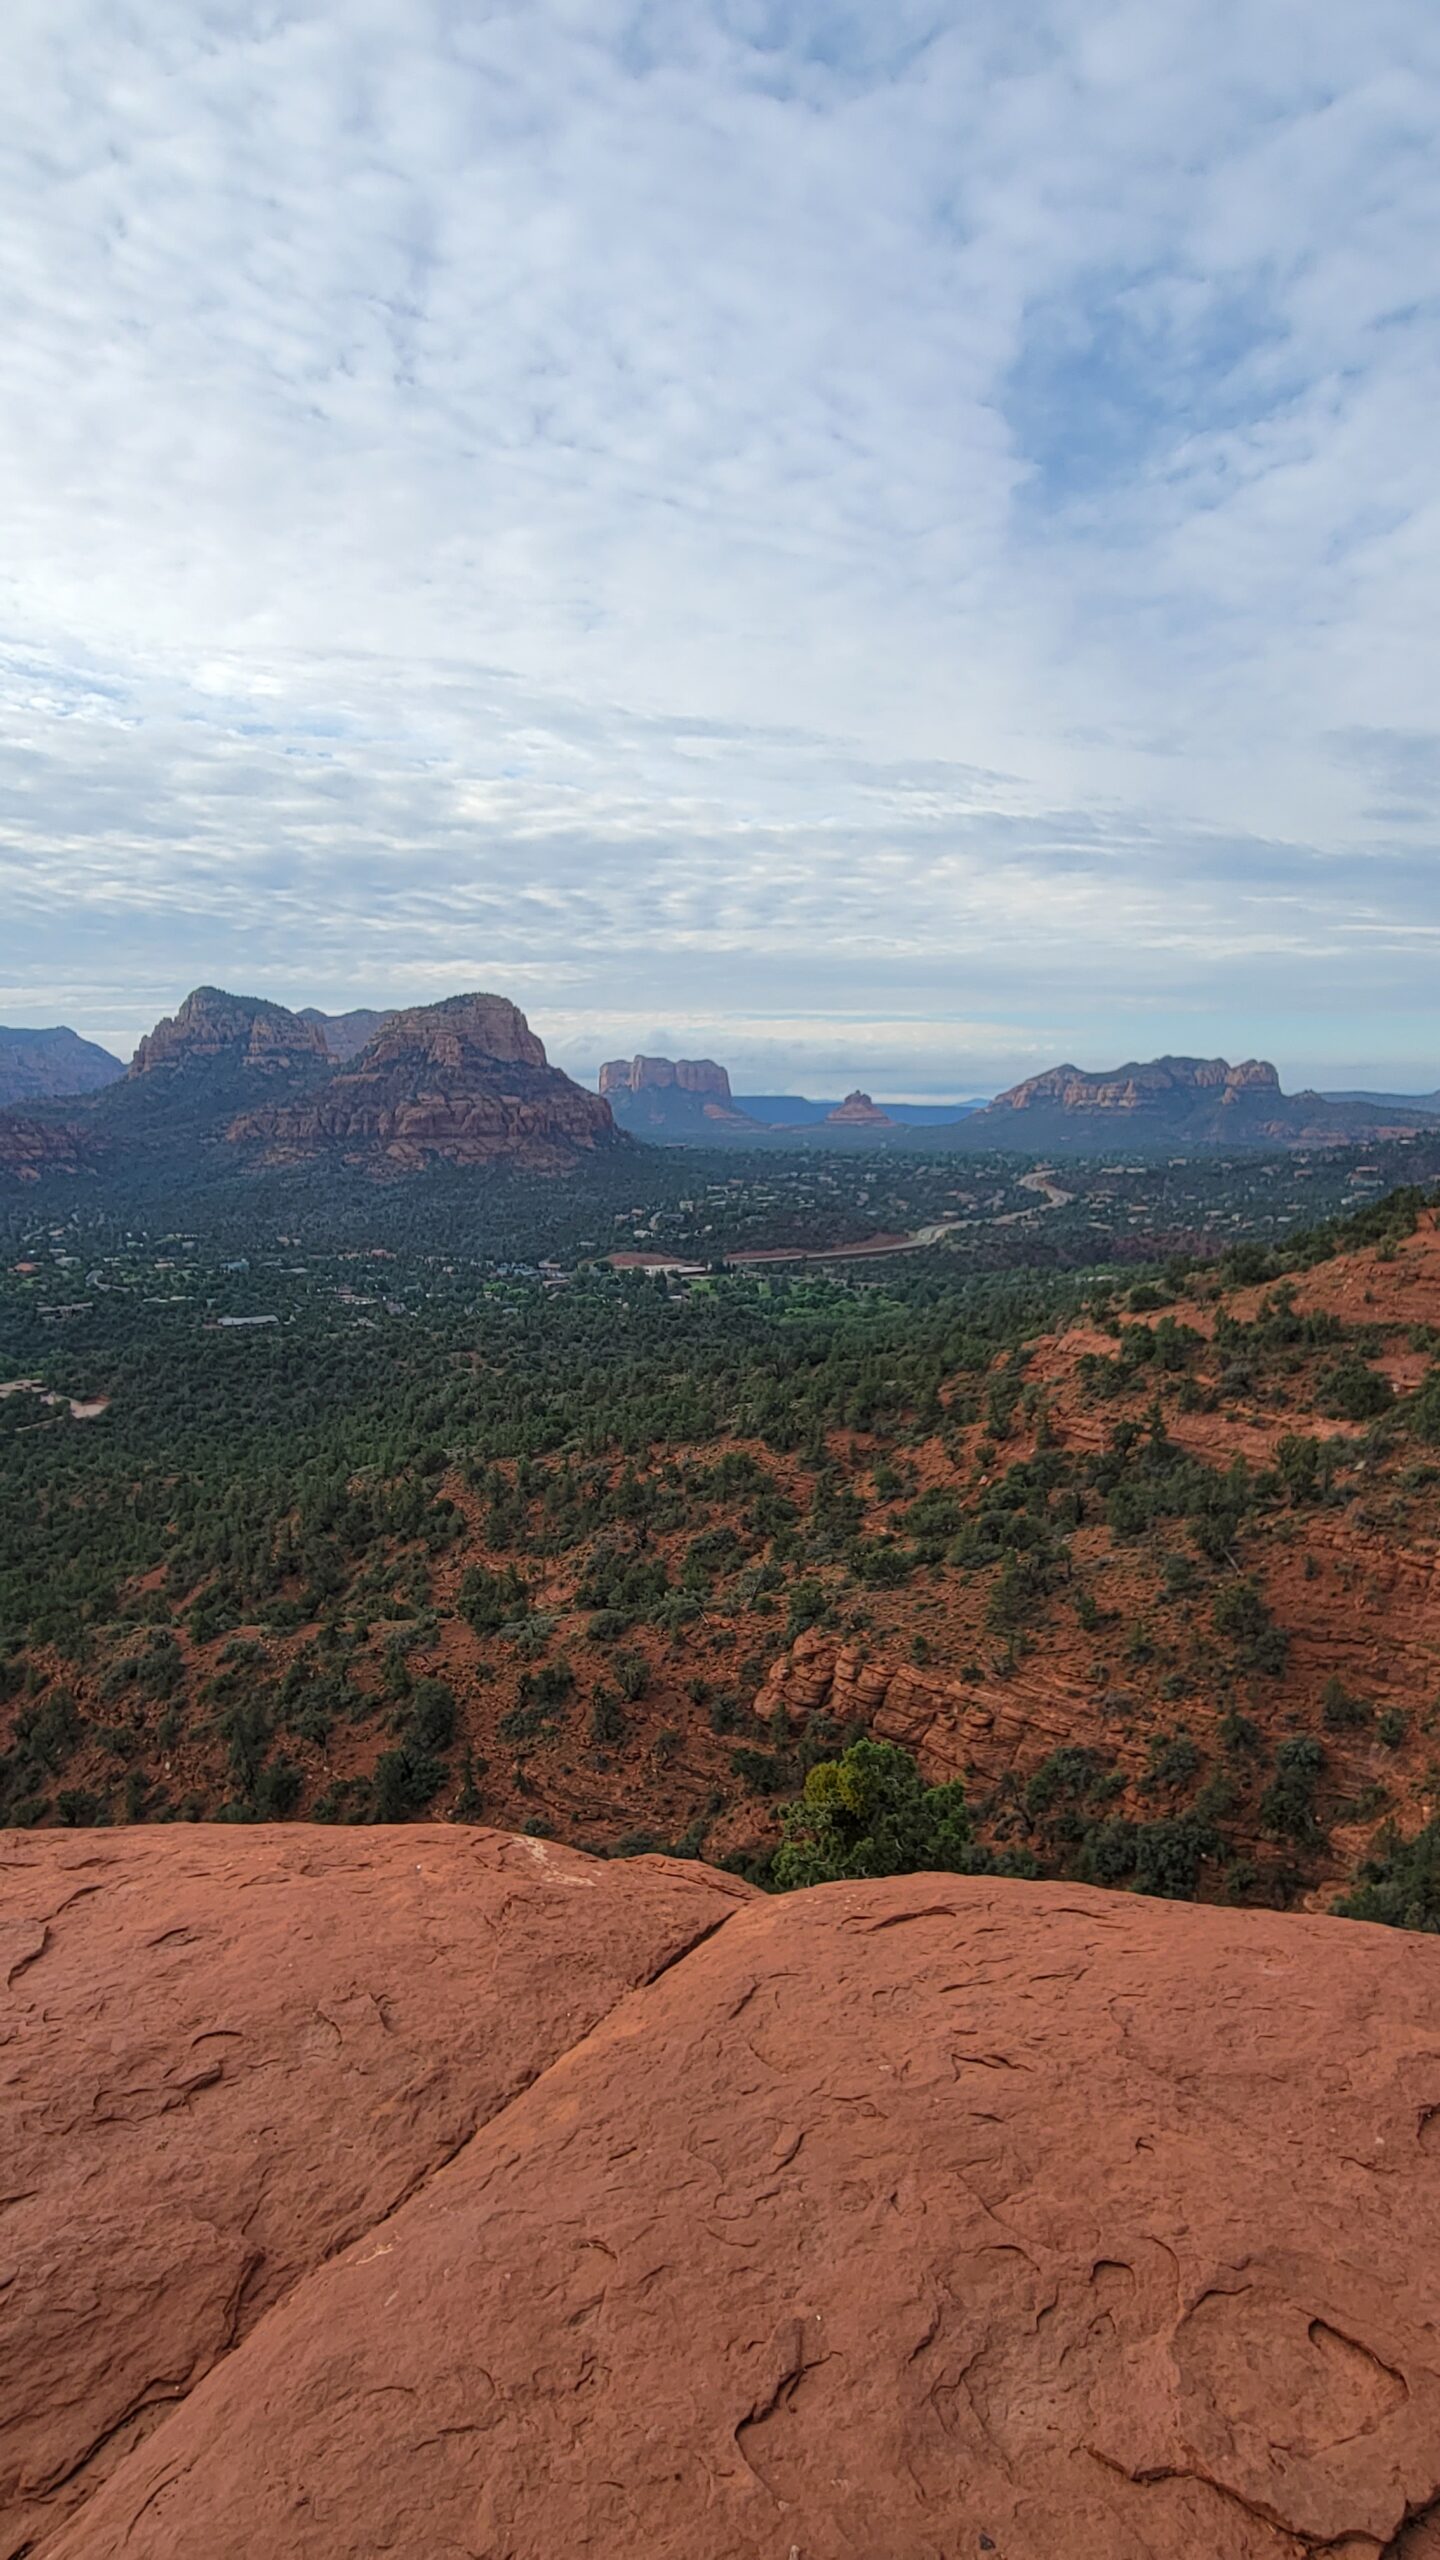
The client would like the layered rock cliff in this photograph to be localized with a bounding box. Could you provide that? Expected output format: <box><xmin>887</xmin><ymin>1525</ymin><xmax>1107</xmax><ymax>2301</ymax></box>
<box><xmin>230</xmin><ymin>992</ymin><xmax>621</xmax><ymax>1172</ymax></box>
<box><xmin>599</xmin><ymin>1054</ymin><xmax>735</xmax><ymax>1101</ymax></box>
<box><xmin>598</xmin><ymin>1052</ymin><xmax>759</xmax><ymax>1140</ymax></box>
<box><xmin>10</xmin><ymin>1826</ymin><xmax>1440</xmax><ymax>2560</ymax></box>
<box><xmin>129</xmin><ymin>988</ymin><xmax>329</xmax><ymax>1077</ymax></box>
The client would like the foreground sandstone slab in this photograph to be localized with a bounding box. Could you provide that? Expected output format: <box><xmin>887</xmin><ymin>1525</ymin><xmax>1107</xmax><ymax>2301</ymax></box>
<box><xmin>0</xmin><ymin>1824</ymin><xmax>750</xmax><ymax>2555</ymax></box>
<box><xmin>22</xmin><ymin>1852</ymin><xmax>1440</xmax><ymax>2560</ymax></box>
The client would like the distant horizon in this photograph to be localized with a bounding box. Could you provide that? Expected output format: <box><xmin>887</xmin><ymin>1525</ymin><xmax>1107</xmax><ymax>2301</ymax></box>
<box><xmin>3</xmin><ymin>985</ymin><xmax>1437</xmax><ymax>1105</ymax></box>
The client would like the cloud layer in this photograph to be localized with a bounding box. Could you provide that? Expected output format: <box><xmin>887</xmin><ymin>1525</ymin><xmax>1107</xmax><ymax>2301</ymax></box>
<box><xmin>4</xmin><ymin>1</ymin><xmax>1438</xmax><ymax>1087</ymax></box>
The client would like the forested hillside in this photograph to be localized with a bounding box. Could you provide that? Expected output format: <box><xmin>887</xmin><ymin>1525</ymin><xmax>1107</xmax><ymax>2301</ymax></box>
<box><xmin>5</xmin><ymin>1180</ymin><xmax>1440</xmax><ymax>1923</ymax></box>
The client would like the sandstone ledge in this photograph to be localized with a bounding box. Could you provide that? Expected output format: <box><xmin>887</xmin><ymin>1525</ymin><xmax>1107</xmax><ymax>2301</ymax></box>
<box><xmin>7</xmin><ymin>1830</ymin><xmax>1440</xmax><ymax>2558</ymax></box>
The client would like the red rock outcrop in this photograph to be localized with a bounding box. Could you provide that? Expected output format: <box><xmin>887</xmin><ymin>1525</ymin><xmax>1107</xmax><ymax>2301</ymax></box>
<box><xmin>824</xmin><ymin>1088</ymin><xmax>895</xmax><ymax>1126</ymax></box>
<box><xmin>0</xmin><ymin>1825</ymin><xmax>749</xmax><ymax>2554</ymax></box>
<box><xmin>0</xmin><ymin>1116</ymin><xmax>92</xmax><ymax>1180</ymax></box>
<box><xmin>599</xmin><ymin>1054</ymin><xmax>735</xmax><ymax>1101</ymax></box>
<box><xmin>129</xmin><ymin>987</ymin><xmax>330</xmax><ymax>1077</ymax></box>
<box><xmin>995</xmin><ymin>1057</ymin><xmax>1283</xmax><ymax>1114</ymax></box>
<box><xmin>26</xmin><ymin>1849</ymin><xmax>1440</xmax><ymax>2560</ymax></box>
<box><xmin>229</xmin><ymin>993</ymin><xmax>621</xmax><ymax>1172</ymax></box>
<box><xmin>753</xmin><ymin>1622</ymin><xmax>1215</xmax><ymax>1834</ymax></box>
<box><xmin>964</xmin><ymin>1055</ymin><xmax>1439</xmax><ymax>1150</ymax></box>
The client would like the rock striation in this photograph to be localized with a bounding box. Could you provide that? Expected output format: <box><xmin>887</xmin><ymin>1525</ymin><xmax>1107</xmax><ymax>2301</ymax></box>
<box><xmin>18</xmin><ymin>1843</ymin><xmax>1440</xmax><ymax>2559</ymax></box>
<box><xmin>229</xmin><ymin>993</ymin><xmax>622</xmax><ymax>1172</ymax></box>
<box><xmin>129</xmin><ymin>988</ymin><xmax>329</xmax><ymax>1078</ymax></box>
<box><xmin>0</xmin><ymin>1825</ymin><xmax>749</xmax><ymax>2554</ymax></box>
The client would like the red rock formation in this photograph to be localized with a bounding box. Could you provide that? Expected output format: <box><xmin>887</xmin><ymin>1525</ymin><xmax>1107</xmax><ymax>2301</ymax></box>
<box><xmin>129</xmin><ymin>988</ymin><xmax>329</xmax><ymax>1077</ymax></box>
<box><xmin>599</xmin><ymin>1054</ymin><xmax>735</xmax><ymax>1101</ymax></box>
<box><xmin>993</xmin><ymin>1056</ymin><xmax>1282</xmax><ymax>1115</ymax></box>
<box><xmin>964</xmin><ymin>1056</ymin><xmax>1438</xmax><ymax>1149</ymax></box>
<box><xmin>27</xmin><ymin>1847</ymin><xmax>1440</xmax><ymax>2560</ymax></box>
<box><xmin>229</xmin><ymin>993</ymin><xmax>621</xmax><ymax>1172</ymax></box>
<box><xmin>824</xmin><ymin>1088</ymin><xmax>895</xmax><ymax>1126</ymax></box>
<box><xmin>0</xmin><ymin>1116</ymin><xmax>91</xmax><ymax>1180</ymax></box>
<box><xmin>753</xmin><ymin>1622</ymin><xmax>1190</xmax><ymax>1819</ymax></box>
<box><xmin>0</xmin><ymin>1825</ymin><xmax>748</xmax><ymax>2552</ymax></box>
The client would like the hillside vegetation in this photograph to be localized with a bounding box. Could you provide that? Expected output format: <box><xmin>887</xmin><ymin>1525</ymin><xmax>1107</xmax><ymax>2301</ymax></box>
<box><xmin>5</xmin><ymin>1187</ymin><xmax>1440</xmax><ymax>1922</ymax></box>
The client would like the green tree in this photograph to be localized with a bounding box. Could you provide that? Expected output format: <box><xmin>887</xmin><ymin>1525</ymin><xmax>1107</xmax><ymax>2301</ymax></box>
<box><xmin>1337</xmin><ymin>1820</ymin><xmax>1440</xmax><ymax>1931</ymax></box>
<box><xmin>773</xmin><ymin>1738</ymin><xmax>972</xmax><ymax>1889</ymax></box>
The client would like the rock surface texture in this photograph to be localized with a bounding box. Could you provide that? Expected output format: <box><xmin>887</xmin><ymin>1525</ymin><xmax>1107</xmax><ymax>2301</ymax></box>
<box><xmin>10</xmin><ymin>1831</ymin><xmax>1440</xmax><ymax>2560</ymax></box>
<box><xmin>0</xmin><ymin>1826</ymin><xmax>748</xmax><ymax>2556</ymax></box>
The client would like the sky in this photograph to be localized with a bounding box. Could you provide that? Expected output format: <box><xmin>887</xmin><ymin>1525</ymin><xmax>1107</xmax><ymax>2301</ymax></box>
<box><xmin>3</xmin><ymin>0</ymin><xmax>1439</xmax><ymax>1097</ymax></box>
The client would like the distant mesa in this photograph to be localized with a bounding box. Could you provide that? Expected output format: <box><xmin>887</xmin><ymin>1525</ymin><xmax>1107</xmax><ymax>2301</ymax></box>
<box><xmin>824</xmin><ymin>1089</ymin><xmax>895</xmax><ymax>1127</ymax></box>
<box><xmin>991</xmin><ymin>1056</ymin><xmax>1282</xmax><ymax>1114</ymax></box>
<box><xmin>0</xmin><ymin>1025</ymin><xmax>124</xmax><ymax>1108</ymax></box>
<box><xmin>957</xmin><ymin>1053</ymin><xmax>1440</xmax><ymax>1153</ymax></box>
<box><xmin>599</xmin><ymin>1058</ymin><xmax>972</xmax><ymax>1145</ymax></box>
<box><xmin>598</xmin><ymin>1053</ymin><xmax>760</xmax><ymax>1139</ymax></box>
<box><xmin>599</xmin><ymin>1054</ymin><xmax>735</xmax><ymax>1102</ymax></box>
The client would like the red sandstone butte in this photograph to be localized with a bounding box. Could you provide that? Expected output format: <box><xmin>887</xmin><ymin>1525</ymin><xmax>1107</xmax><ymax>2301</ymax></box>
<box><xmin>13</xmin><ymin>1842</ymin><xmax>1440</xmax><ymax>2560</ymax></box>
<box><xmin>229</xmin><ymin>992</ymin><xmax>619</xmax><ymax>1170</ymax></box>
<box><xmin>0</xmin><ymin>1825</ymin><xmax>749</xmax><ymax>2555</ymax></box>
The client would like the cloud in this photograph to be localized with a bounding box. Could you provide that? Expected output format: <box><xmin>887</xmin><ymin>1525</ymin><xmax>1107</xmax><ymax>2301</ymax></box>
<box><xmin>2</xmin><ymin>0</ymin><xmax>1438</xmax><ymax>1088</ymax></box>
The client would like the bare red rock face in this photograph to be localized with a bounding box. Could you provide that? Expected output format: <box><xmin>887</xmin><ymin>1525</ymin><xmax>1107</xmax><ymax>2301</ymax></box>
<box><xmin>129</xmin><ymin>987</ymin><xmax>329</xmax><ymax>1077</ymax></box>
<box><xmin>20</xmin><ymin>1845</ymin><xmax>1440</xmax><ymax>2560</ymax></box>
<box><xmin>229</xmin><ymin>994</ymin><xmax>620</xmax><ymax>1170</ymax></box>
<box><xmin>0</xmin><ymin>1825</ymin><xmax>749</xmax><ymax>2555</ymax></box>
<box><xmin>599</xmin><ymin>1054</ymin><xmax>734</xmax><ymax>1099</ymax></box>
